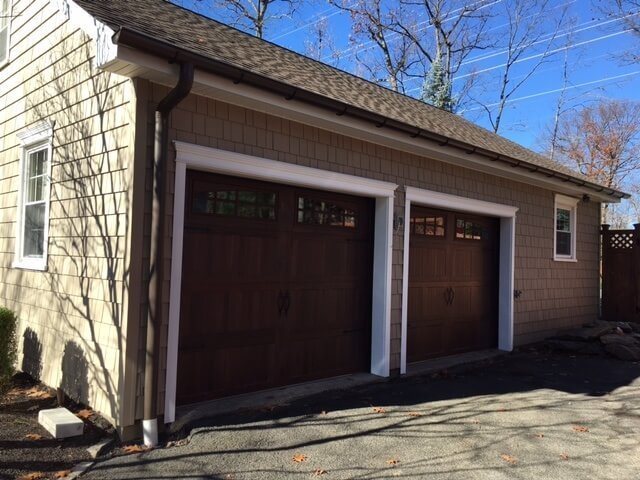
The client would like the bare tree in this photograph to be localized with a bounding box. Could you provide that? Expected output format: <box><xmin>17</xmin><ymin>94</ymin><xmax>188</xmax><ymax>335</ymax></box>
<box><xmin>599</xmin><ymin>0</ymin><xmax>640</xmax><ymax>63</ymax></box>
<box><xmin>553</xmin><ymin>99</ymin><xmax>640</xmax><ymax>223</ymax></box>
<box><xmin>196</xmin><ymin>0</ymin><xmax>302</xmax><ymax>38</ymax></box>
<box><xmin>329</xmin><ymin>0</ymin><xmax>419</xmax><ymax>93</ymax></box>
<box><xmin>394</xmin><ymin>0</ymin><xmax>495</xmax><ymax>111</ymax></box>
<box><xmin>473</xmin><ymin>0</ymin><xmax>569</xmax><ymax>133</ymax></box>
<box><xmin>304</xmin><ymin>15</ymin><xmax>340</xmax><ymax>67</ymax></box>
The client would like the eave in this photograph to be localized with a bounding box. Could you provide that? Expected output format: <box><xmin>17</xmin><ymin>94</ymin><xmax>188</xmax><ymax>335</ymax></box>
<box><xmin>80</xmin><ymin>19</ymin><xmax>629</xmax><ymax>204</ymax></box>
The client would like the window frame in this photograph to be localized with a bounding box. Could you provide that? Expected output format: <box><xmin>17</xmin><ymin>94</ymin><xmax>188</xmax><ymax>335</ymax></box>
<box><xmin>0</xmin><ymin>0</ymin><xmax>12</xmax><ymax>69</ymax></box>
<box><xmin>553</xmin><ymin>193</ymin><xmax>579</xmax><ymax>262</ymax></box>
<box><xmin>13</xmin><ymin>122</ymin><xmax>53</xmax><ymax>271</ymax></box>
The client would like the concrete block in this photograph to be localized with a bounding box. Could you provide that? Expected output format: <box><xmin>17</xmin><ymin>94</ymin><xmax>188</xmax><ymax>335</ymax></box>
<box><xmin>38</xmin><ymin>407</ymin><xmax>84</xmax><ymax>439</ymax></box>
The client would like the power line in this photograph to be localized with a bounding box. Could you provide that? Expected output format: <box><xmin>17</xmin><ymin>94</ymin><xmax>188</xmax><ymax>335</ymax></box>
<box><xmin>460</xmin><ymin>70</ymin><xmax>640</xmax><ymax>112</ymax></box>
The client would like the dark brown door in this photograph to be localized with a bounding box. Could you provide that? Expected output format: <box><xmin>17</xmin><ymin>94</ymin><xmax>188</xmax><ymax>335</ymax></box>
<box><xmin>177</xmin><ymin>171</ymin><xmax>374</xmax><ymax>405</ymax></box>
<box><xmin>407</xmin><ymin>206</ymin><xmax>499</xmax><ymax>363</ymax></box>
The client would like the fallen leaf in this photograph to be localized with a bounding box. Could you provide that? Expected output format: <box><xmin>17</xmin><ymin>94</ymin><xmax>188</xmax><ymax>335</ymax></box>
<box><xmin>76</xmin><ymin>409</ymin><xmax>93</xmax><ymax>419</ymax></box>
<box><xmin>293</xmin><ymin>454</ymin><xmax>308</xmax><ymax>463</ymax></box>
<box><xmin>17</xmin><ymin>473</ymin><xmax>45</xmax><ymax>480</ymax></box>
<box><xmin>386</xmin><ymin>459</ymin><xmax>400</xmax><ymax>466</ymax></box>
<box><xmin>408</xmin><ymin>411</ymin><xmax>422</xmax><ymax>417</ymax></box>
<box><xmin>560</xmin><ymin>453</ymin><xmax>569</xmax><ymax>460</ymax></box>
<box><xmin>312</xmin><ymin>468</ymin><xmax>327</xmax><ymax>476</ymax></box>
<box><xmin>24</xmin><ymin>387</ymin><xmax>52</xmax><ymax>399</ymax></box>
<box><xmin>122</xmin><ymin>444</ymin><xmax>148</xmax><ymax>454</ymax></box>
<box><xmin>372</xmin><ymin>407</ymin><xmax>386</xmax><ymax>414</ymax></box>
<box><xmin>535</xmin><ymin>433</ymin><xmax>545</xmax><ymax>439</ymax></box>
<box><xmin>166</xmin><ymin>439</ymin><xmax>189</xmax><ymax>448</ymax></box>
<box><xmin>500</xmin><ymin>454</ymin><xmax>517</xmax><ymax>465</ymax></box>
<box><xmin>55</xmin><ymin>470</ymin><xmax>72</xmax><ymax>478</ymax></box>
<box><xmin>24</xmin><ymin>433</ymin><xmax>44</xmax><ymax>441</ymax></box>
<box><xmin>6</xmin><ymin>388</ymin><xmax>21</xmax><ymax>398</ymax></box>
<box><xmin>573</xmin><ymin>425</ymin><xmax>589</xmax><ymax>433</ymax></box>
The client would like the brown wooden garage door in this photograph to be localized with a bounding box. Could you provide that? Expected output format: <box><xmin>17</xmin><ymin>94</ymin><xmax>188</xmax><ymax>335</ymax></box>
<box><xmin>177</xmin><ymin>171</ymin><xmax>374</xmax><ymax>405</ymax></box>
<box><xmin>407</xmin><ymin>206</ymin><xmax>499</xmax><ymax>363</ymax></box>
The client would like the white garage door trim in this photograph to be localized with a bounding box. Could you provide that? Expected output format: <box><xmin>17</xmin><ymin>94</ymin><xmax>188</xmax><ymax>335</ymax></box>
<box><xmin>400</xmin><ymin>186</ymin><xmax>518</xmax><ymax>374</ymax></box>
<box><xmin>164</xmin><ymin>141</ymin><xmax>398</xmax><ymax>424</ymax></box>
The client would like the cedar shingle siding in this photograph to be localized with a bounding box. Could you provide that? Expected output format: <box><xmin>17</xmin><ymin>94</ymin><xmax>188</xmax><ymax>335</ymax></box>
<box><xmin>0</xmin><ymin>0</ymin><xmax>137</xmax><ymax>426</ymax></box>
<box><xmin>134</xmin><ymin>84</ymin><xmax>600</xmax><ymax>418</ymax></box>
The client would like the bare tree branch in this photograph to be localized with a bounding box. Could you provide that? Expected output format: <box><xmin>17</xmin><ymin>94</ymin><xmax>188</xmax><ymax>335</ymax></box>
<box><xmin>197</xmin><ymin>0</ymin><xmax>303</xmax><ymax>38</ymax></box>
<box><xmin>471</xmin><ymin>0</ymin><xmax>569</xmax><ymax>133</ymax></box>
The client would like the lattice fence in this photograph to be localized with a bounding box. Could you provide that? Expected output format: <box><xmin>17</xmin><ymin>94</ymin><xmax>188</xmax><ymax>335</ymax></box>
<box><xmin>601</xmin><ymin>225</ymin><xmax>640</xmax><ymax>323</ymax></box>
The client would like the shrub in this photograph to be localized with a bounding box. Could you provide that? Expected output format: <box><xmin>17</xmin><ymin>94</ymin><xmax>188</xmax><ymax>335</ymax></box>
<box><xmin>0</xmin><ymin>307</ymin><xmax>17</xmax><ymax>394</ymax></box>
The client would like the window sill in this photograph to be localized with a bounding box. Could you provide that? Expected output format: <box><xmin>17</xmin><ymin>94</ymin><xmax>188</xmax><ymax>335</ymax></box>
<box><xmin>553</xmin><ymin>256</ymin><xmax>578</xmax><ymax>263</ymax></box>
<box><xmin>12</xmin><ymin>258</ymin><xmax>48</xmax><ymax>271</ymax></box>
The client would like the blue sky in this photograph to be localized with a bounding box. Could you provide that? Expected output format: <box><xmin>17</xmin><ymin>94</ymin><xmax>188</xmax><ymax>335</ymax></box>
<box><xmin>174</xmin><ymin>1</ymin><xmax>640</xmax><ymax>152</ymax></box>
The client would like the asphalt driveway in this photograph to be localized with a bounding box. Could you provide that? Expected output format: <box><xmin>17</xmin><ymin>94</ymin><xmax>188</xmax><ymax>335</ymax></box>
<box><xmin>82</xmin><ymin>349</ymin><xmax>640</xmax><ymax>479</ymax></box>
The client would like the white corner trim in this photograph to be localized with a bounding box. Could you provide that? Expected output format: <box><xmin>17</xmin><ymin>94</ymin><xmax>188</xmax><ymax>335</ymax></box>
<box><xmin>371</xmin><ymin>197</ymin><xmax>394</xmax><ymax>378</ymax></box>
<box><xmin>164</xmin><ymin>142</ymin><xmax>397</xmax><ymax>423</ymax></box>
<box><xmin>553</xmin><ymin>193</ymin><xmax>579</xmax><ymax>262</ymax></box>
<box><xmin>54</xmin><ymin>0</ymin><xmax>118</xmax><ymax>67</ymax></box>
<box><xmin>174</xmin><ymin>141</ymin><xmax>397</xmax><ymax>198</ymax></box>
<box><xmin>163</xmin><ymin>161</ymin><xmax>186</xmax><ymax>424</ymax></box>
<box><xmin>400</xmin><ymin>186</ymin><xmax>518</xmax><ymax>373</ymax></box>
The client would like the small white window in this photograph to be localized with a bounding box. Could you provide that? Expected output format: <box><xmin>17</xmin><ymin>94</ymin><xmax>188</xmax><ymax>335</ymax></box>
<box><xmin>0</xmin><ymin>0</ymin><xmax>11</xmax><ymax>66</ymax></box>
<box><xmin>14</xmin><ymin>122</ymin><xmax>53</xmax><ymax>271</ymax></box>
<box><xmin>554</xmin><ymin>194</ymin><xmax>578</xmax><ymax>262</ymax></box>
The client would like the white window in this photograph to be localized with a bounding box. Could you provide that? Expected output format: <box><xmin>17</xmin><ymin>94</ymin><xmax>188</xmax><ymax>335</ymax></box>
<box><xmin>554</xmin><ymin>194</ymin><xmax>578</xmax><ymax>262</ymax></box>
<box><xmin>14</xmin><ymin>122</ymin><xmax>53</xmax><ymax>271</ymax></box>
<box><xmin>0</xmin><ymin>0</ymin><xmax>11</xmax><ymax>66</ymax></box>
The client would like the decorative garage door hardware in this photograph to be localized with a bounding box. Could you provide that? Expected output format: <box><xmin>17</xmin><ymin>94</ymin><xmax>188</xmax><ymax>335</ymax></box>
<box><xmin>443</xmin><ymin>287</ymin><xmax>455</xmax><ymax>306</ymax></box>
<box><xmin>277</xmin><ymin>291</ymin><xmax>291</xmax><ymax>316</ymax></box>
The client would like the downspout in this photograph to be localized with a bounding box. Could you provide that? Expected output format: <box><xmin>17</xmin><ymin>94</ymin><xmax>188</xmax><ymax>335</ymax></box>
<box><xmin>143</xmin><ymin>62</ymin><xmax>194</xmax><ymax>447</ymax></box>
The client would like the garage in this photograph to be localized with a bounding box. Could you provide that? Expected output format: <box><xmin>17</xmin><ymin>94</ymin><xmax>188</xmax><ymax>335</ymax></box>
<box><xmin>407</xmin><ymin>206</ymin><xmax>499</xmax><ymax>363</ymax></box>
<box><xmin>176</xmin><ymin>171</ymin><xmax>375</xmax><ymax>405</ymax></box>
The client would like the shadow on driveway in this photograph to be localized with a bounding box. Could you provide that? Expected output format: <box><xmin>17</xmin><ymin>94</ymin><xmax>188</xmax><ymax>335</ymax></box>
<box><xmin>83</xmin><ymin>349</ymin><xmax>640</xmax><ymax>480</ymax></box>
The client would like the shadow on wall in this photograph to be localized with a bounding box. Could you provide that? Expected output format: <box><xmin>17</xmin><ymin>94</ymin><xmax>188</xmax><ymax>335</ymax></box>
<box><xmin>60</xmin><ymin>341</ymin><xmax>89</xmax><ymax>405</ymax></box>
<box><xmin>21</xmin><ymin>327</ymin><xmax>42</xmax><ymax>381</ymax></box>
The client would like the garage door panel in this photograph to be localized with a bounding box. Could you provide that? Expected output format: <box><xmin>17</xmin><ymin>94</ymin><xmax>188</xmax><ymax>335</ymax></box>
<box><xmin>451</xmin><ymin>248</ymin><xmax>473</xmax><ymax>279</ymax></box>
<box><xmin>408</xmin><ymin>207</ymin><xmax>498</xmax><ymax>362</ymax></box>
<box><xmin>409</xmin><ymin>245</ymin><xmax>447</xmax><ymax>281</ymax></box>
<box><xmin>178</xmin><ymin>171</ymin><xmax>373</xmax><ymax>404</ymax></box>
<box><xmin>408</xmin><ymin>324</ymin><xmax>444</xmax><ymax>362</ymax></box>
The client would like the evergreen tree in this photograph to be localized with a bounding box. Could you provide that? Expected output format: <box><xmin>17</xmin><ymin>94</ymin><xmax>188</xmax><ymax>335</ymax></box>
<box><xmin>422</xmin><ymin>56</ymin><xmax>454</xmax><ymax>111</ymax></box>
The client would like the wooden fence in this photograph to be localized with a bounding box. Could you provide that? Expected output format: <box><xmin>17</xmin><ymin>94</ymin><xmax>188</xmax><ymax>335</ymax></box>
<box><xmin>601</xmin><ymin>224</ymin><xmax>640</xmax><ymax>323</ymax></box>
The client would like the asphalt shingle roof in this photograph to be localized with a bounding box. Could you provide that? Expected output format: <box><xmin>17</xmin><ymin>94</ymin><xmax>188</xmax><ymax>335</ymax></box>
<box><xmin>74</xmin><ymin>0</ymin><xmax>625</xmax><ymax>196</ymax></box>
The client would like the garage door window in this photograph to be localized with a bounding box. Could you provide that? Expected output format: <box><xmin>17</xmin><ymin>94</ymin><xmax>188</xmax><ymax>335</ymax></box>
<box><xmin>455</xmin><ymin>218</ymin><xmax>484</xmax><ymax>240</ymax></box>
<box><xmin>297</xmin><ymin>197</ymin><xmax>357</xmax><ymax>228</ymax></box>
<box><xmin>193</xmin><ymin>188</ymin><xmax>277</xmax><ymax>220</ymax></box>
<box><xmin>410</xmin><ymin>215</ymin><xmax>445</xmax><ymax>237</ymax></box>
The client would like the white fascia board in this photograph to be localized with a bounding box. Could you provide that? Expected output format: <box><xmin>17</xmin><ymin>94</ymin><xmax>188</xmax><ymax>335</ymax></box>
<box><xmin>54</xmin><ymin>0</ymin><xmax>118</xmax><ymax>68</ymax></box>
<box><xmin>99</xmin><ymin>46</ymin><xmax>618</xmax><ymax>203</ymax></box>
